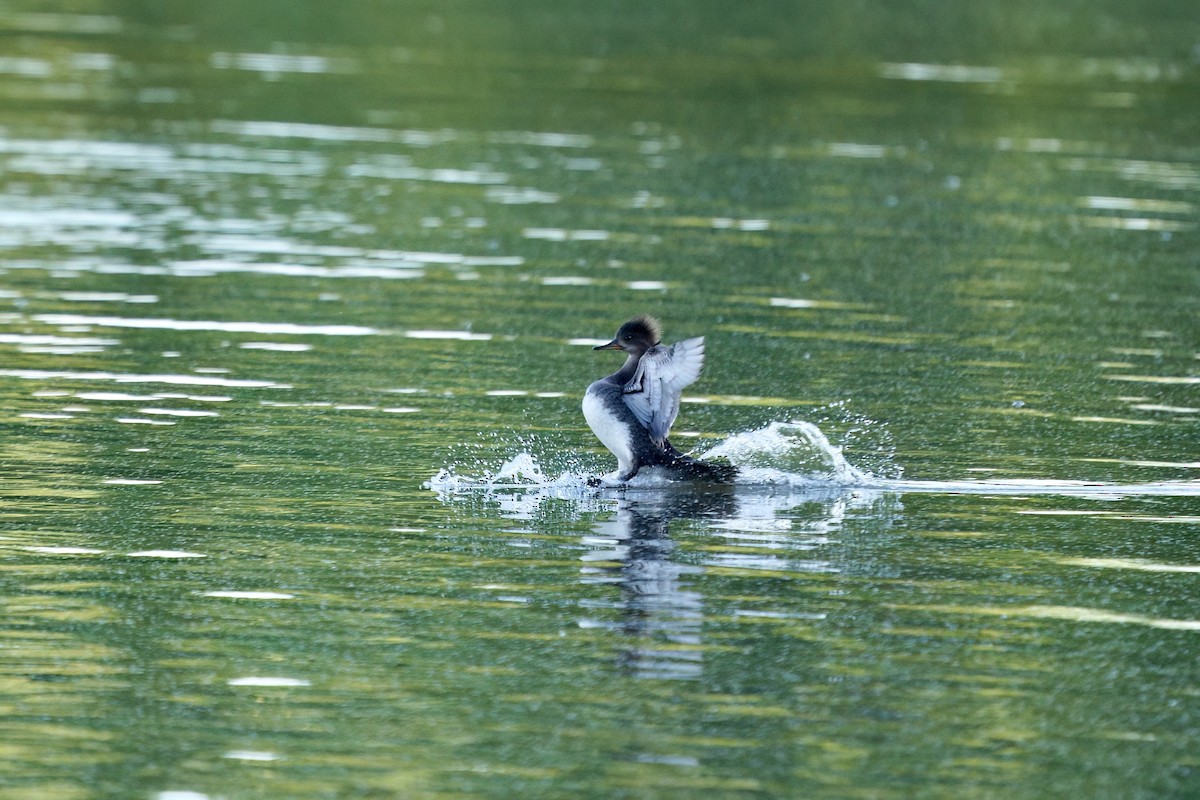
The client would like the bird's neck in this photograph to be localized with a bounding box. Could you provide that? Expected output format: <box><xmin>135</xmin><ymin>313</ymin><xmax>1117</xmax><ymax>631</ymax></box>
<box><xmin>611</xmin><ymin>352</ymin><xmax>642</xmax><ymax>383</ymax></box>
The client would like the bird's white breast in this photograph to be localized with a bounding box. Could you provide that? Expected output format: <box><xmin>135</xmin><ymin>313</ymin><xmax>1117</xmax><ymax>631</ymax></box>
<box><xmin>582</xmin><ymin>389</ymin><xmax>634</xmax><ymax>474</ymax></box>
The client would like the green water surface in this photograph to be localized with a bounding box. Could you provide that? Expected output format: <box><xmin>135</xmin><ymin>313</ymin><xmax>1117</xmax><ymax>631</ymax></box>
<box><xmin>1</xmin><ymin>2</ymin><xmax>1198</xmax><ymax>798</ymax></box>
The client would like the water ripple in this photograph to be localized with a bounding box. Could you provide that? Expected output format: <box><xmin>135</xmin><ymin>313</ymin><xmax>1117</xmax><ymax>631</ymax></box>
<box><xmin>165</xmin><ymin>260</ymin><xmax>423</xmax><ymax>279</ymax></box>
<box><xmin>880</xmin><ymin>62</ymin><xmax>1004</xmax><ymax>83</ymax></box>
<box><xmin>227</xmin><ymin>677</ymin><xmax>310</xmax><ymax>687</ymax></box>
<box><xmin>899</xmin><ymin>602</ymin><xmax>1200</xmax><ymax>632</ymax></box>
<box><xmin>211</xmin><ymin>119</ymin><xmax>456</xmax><ymax>146</ymax></box>
<box><xmin>1</xmin><ymin>369</ymin><xmax>287</xmax><ymax>389</ymax></box>
<box><xmin>210</xmin><ymin>51</ymin><xmax>355</xmax><ymax>75</ymax></box>
<box><xmin>33</xmin><ymin>314</ymin><xmax>378</xmax><ymax>336</ymax></box>
<box><xmin>1059</xmin><ymin>558</ymin><xmax>1200</xmax><ymax>574</ymax></box>
<box><xmin>1</xmin><ymin>138</ymin><xmax>326</xmax><ymax>177</ymax></box>
<box><xmin>346</xmin><ymin>160</ymin><xmax>507</xmax><ymax>185</ymax></box>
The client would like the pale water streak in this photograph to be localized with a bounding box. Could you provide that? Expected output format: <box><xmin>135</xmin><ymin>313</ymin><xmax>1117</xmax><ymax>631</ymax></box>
<box><xmin>32</xmin><ymin>314</ymin><xmax>379</xmax><ymax>336</ymax></box>
<box><xmin>1</xmin><ymin>369</ymin><xmax>288</xmax><ymax>388</ymax></box>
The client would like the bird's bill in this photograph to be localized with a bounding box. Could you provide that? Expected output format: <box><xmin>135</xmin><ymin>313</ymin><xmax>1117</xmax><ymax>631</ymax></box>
<box><xmin>593</xmin><ymin>339</ymin><xmax>624</xmax><ymax>351</ymax></box>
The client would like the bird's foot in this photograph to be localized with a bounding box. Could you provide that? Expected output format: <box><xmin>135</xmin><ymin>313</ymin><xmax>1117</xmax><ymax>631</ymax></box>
<box><xmin>586</xmin><ymin>470</ymin><xmax>630</xmax><ymax>488</ymax></box>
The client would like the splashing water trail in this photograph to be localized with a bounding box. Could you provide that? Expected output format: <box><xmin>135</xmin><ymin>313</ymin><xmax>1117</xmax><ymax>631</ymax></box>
<box><xmin>427</xmin><ymin>419</ymin><xmax>1200</xmax><ymax>501</ymax></box>
<box><xmin>428</xmin><ymin>420</ymin><xmax>877</xmax><ymax>495</ymax></box>
<box><xmin>491</xmin><ymin>452</ymin><xmax>547</xmax><ymax>484</ymax></box>
<box><xmin>700</xmin><ymin>420</ymin><xmax>872</xmax><ymax>486</ymax></box>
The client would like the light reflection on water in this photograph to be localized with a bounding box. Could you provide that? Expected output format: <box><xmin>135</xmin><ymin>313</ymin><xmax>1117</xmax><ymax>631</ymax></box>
<box><xmin>478</xmin><ymin>479</ymin><xmax>896</xmax><ymax>682</ymax></box>
<box><xmin>1</xmin><ymin>369</ymin><xmax>288</xmax><ymax>388</ymax></box>
<box><xmin>1</xmin><ymin>1</ymin><xmax>1199</xmax><ymax>798</ymax></box>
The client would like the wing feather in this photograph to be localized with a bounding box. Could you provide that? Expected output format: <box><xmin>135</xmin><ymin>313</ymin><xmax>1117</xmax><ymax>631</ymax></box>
<box><xmin>621</xmin><ymin>336</ymin><xmax>705</xmax><ymax>445</ymax></box>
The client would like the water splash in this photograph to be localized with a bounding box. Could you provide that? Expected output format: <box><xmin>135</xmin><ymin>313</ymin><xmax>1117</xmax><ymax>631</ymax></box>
<box><xmin>700</xmin><ymin>420</ymin><xmax>872</xmax><ymax>486</ymax></box>
<box><xmin>427</xmin><ymin>419</ymin><xmax>1200</xmax><ymax>501</ymax></box>
<box><xmin>490</xmin><ymin>452</ymin><xmax>550</xmax><ymax>485</ymax></box>
<box><xmin>427</xmin><ymin>419</ymin><xmax>875</xmax><ymax>496</ymax></box>
<box><xmin>426</xmin><ymin>453</ymin><xmax>589</xmax><ymax>495</ymax></box>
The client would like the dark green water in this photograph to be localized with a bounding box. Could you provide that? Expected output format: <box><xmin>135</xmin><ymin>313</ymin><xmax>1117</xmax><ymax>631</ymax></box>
<box><xmin>1</xmin><ymin>2</ymin><xmax>1198</xmax><ymax>798</ymax></box>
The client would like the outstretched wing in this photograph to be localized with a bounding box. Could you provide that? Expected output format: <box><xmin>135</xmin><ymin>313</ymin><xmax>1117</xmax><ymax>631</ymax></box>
<box><xmin>622</xmin><ymin>336</ymin><xmax>705</xmax><ymax>445</ymax></box>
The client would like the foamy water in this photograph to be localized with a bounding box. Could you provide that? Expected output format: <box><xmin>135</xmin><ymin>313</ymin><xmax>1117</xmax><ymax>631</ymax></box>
<box><xmin>427</xmin><ymin>420</ymin><xmax>1200</xmax><ymax>502</ymax></box>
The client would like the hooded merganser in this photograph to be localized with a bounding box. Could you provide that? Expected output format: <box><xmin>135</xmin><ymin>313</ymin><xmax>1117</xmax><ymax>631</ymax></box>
<box><xmin>583</xmin><ymin>315</ymin><xmax>736</xmax><ymax>484</ymax></box>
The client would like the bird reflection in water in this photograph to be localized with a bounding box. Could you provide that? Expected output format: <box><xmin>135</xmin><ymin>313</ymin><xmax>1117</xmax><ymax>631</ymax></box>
<box><xmin>429</xmin><ymin>465</ymin><xmax>897</xmax><ymax>682</ymax></box>
<box><xmin>579</xmin><ymin>489</ymin><xmax>737</xmax><ymax>680</ymax></box>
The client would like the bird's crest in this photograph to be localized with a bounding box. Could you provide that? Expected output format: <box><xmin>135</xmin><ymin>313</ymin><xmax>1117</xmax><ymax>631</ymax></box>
<box><xmin>626</xmin><ymin>314</ymin><xmax>662</xmax><ymax>344</ymax></box>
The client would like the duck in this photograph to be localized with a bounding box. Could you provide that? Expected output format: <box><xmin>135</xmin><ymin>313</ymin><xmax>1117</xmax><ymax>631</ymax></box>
<box><xmin>582</xmin><ymin>315</ymin><xmax>736</xmax><ymax>485</ymax></box>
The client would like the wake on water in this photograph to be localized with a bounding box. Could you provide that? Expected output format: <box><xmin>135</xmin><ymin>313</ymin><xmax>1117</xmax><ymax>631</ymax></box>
<box><xmin>426</xmin><ymin>420</ymin><xmax>1200</xmax><ymax>501</ymax></box>
<box><xmin>428</xmin><ymin>421</ymin><xmax>867</xmax><ymax>494</ymax></box>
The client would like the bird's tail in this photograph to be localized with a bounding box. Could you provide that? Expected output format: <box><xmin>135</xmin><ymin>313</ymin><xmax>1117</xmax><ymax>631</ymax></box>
<box><xmin>659</xmin><ymin>442</ymin><xmax>738</xmax><ymax>484</ymax></box>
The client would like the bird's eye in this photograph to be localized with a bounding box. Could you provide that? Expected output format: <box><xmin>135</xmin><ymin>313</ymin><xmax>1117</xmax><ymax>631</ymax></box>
<box><xmin>623</xmin><ymin>335</ymin><xmax>631</xmax><ymax>341</ymax></box>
